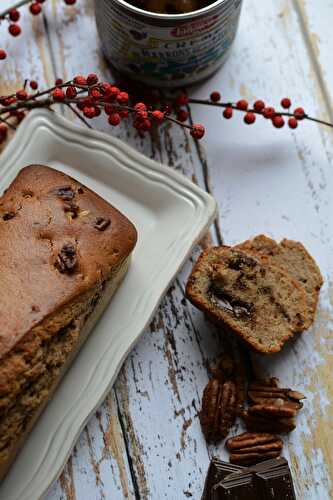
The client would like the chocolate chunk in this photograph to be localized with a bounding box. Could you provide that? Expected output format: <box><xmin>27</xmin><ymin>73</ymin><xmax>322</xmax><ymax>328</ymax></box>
<box><xmin>55</xmin><ymin>242</ymin><xmax>77</xmax><ymax>273</ymax></box>
<box><xmin>212</xmin><ymin>473</ymin><xmax>257</xmax><ymax>499</ymax></box>
<box><xmin>94</xmin><ymin>216</ymin><xmax>111</xmax><ymax>231</ymax></box>
<box><xmin>2</xmin><ymin>211</ymin><xmax>15</xmax><ymax>221</ymax></box>
<box><xmin>255</xmin><ymin>466</ymin><xmax>296</xmax><ymax>500</ymax></box>
<box><xmin>64</xmin><ymin>201</ymin><xmax>80</xmax><ymax>218</ymax></box>
<box><xmin>54</xmin><ymin>186</ymin><xmax>75</xmax><ymax>201</ymax></box>
<box><xmin>201</xmin><ymin>458</ymin><xmax>245</xmax><ymax>500</ymax></box>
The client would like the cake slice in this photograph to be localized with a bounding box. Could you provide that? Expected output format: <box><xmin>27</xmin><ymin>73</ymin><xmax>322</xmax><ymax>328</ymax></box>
<box><xmin>236</xmin><ymin>235</ymin><xmax>323</xmax><ymax>329</ymax></box>
<box><xmin>0</xmin><ymin>165</ymin><xmax>137</xmax><ymax>481</ymax></box>
<box><xmin>186</xmin><ymin>247</ymin><xmax>308</xmax><ymax>354</ymax></box>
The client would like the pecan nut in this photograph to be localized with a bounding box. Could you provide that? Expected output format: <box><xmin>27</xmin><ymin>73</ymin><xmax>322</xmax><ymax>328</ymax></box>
<box><xmin>241</xmin><ymin>410</ymin><xmax>296</xmax><ymax>433</ymax></box>
<box><xmin>55</xmin><ymin>242</ymin><xmax>77</xmax><ymax>273</ymax></box>
<box><xmin>200</xmin><ymin>378</ymin><xmax>237</xmax><ymax>443</ymax></box>
<box><xmin>242</xmin><ymin>378</ymin><xmax>305</xmax><ymax>433</ymax></box>
<box><xmin>226</xmin><ymin>432</ymin><xmax>283</xmax><ymax>466</ymax></box>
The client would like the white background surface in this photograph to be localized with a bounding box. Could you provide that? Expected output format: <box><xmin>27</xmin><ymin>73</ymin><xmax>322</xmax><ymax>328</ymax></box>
<box><xmin>1</xmin><ymin>0</ymin><xmax>333</xmax><ymax>498</ymax></box>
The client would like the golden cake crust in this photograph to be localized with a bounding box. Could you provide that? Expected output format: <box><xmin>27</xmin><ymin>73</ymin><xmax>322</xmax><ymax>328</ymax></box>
<box><xmin>0</xmin><ymin>165</ymin><xmax>137</xmax><ymax>359</ymax></box>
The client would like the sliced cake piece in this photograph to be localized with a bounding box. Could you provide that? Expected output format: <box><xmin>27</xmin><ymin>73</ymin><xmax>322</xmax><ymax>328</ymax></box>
<box><xmin>236</xmin><ymin>235</ymin><xmax>323</xmax><ymax>329</ymax></box>
<box><xmin>186</xmin><ymin>247</ymin><xmax>308</xmax><ymax>354</ymax></box>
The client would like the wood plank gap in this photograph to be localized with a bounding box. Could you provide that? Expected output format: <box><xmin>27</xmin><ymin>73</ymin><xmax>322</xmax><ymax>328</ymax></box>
<box><xmin>114</xmin><ymin>391</ymin><xmax>142</xmax><ymax>500</ymax></box>
<box><xmin>292</xmin><ymin>0</ymin><xmax>333</xmax><ymax>123</ymax></box>
<box><xmin>41</xmin><ymin>12</ymin><xmax>58</xmax><ymax>93</ymax></box>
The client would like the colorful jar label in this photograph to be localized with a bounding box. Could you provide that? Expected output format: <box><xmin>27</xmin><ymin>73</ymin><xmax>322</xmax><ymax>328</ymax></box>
<box><xmin>96</xmin><ymin>0</ymin><xmax>243</xmax><ymax>86</ymax></box>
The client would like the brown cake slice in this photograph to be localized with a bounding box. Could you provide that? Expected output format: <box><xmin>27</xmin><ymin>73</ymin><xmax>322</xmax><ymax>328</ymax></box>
<box><xmin>236</xmin><ymin>235</ymin><xmax>323</xmax><ymax>329</ymax></box>
<box><xmin>186</xmin><ymin>247</ymin><xmax>308</xmax><ymax>354</ymax></box>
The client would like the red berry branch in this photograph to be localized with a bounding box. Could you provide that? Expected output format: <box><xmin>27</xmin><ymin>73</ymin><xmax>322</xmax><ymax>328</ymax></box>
<box><xmin>177</xmin><ymin>92</ymin><xmax>333</xmax><ymax>130</ymax></box>
<box><xmin>0</xmin><ymin>0</ymin><xmax>77</xmax><ymax>60</ymax></box>
<box><xmin>0</xmin><ymin>74</ymin><xmax>205</xmax><ymax>144</ymax></box>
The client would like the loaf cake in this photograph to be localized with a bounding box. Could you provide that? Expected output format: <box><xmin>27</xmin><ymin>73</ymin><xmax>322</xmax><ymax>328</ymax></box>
<box><xmin>0</xmin><ymin>165</ymin><xmax>137</xmax><ymax>481</ymax></box>
<box><xmin>186</xmin><ymin>246</ymin><xmax>310</xmax><ymax>353</ymax></box>
<box><xmin>236</xmin><ymin>235</ymin><xmax>323</xmax><ymax>328</ymax></box>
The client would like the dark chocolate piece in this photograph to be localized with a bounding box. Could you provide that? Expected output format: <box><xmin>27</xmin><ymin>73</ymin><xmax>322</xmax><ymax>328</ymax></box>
<box><xmin>201</xmin><ymin>458</ymin><xmax>244</xmax><ymax>500</ymax></box>
<box><xmin>212</xmin><ymin>473</ymin><xmax>257</xmax><ymax>500</ymax></box>
<box><xmin>255</xmin><ymin>466</ymin><xmax>296</xmax><ymax>500</ymax></box>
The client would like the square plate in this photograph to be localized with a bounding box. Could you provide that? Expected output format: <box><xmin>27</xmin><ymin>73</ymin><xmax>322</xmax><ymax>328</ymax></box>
<box><xmin>0</xmin><ymin>109</ymin><xmax>217</xmax><ymax>500</ymax></box>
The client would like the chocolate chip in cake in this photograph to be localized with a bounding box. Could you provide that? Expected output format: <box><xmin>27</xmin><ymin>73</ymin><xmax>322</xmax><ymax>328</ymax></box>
<box><xmin>55</xmin><ymin>242</ymin><xmax>77</xmax><ymax>273</ymax></box>
<box><xmin>94</xmin><ymin>217</ymin><xmax>111</xmax><ymax>231</ymax></box>
<box><xmin>63</xmin><ymin>201</ymin><xmax>80</xmax><ymax>218</ymax></box>
<box><xmin>2</xmin><ymin>211</ymin><xmax>16</xmax><ymax>221</ymax></box>
<box><xmin>54</xmin><ymin>186</ymin><xmax>75</xmax><ymax>201</ymax></box>
<box><xmin>77</xmin><ymin>187</ymin><xmax>84</xmax><ymax>194</ymax></box>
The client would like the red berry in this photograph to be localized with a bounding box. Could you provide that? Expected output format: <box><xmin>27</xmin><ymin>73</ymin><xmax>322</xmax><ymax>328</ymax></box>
<box><xmin>0</xmin><ymin>123</ymin><xmax>8</xmax><ymax>139</ymax></box>
<box><xmin>253</xmin><ymin>100</ymin><xmax>265</xmax><ymax>112</ymax></box>
<box><xmin>177</xmin><ymin>109</ymin><xmax>188</xmax><ymax>122</ymax></box>
<box><xmin>77</xmin><ymin>100</ymin><xmax>85</xmax><ymax>111</ymax></box>
<box><xmin>0</xmin><ymin>49</ymin><xmax>7</xmax><ymax>60</ymax></box>
<box><xmin>55</xmin><ymin>78</ymin><xmax>63</xmax><ymax>86</ymax></box>
<box><xmin>30</xmin><ymin>80</ymin><xmax>38</xmax><ymax>90</ymax></box>
<box><xmin>136</xmin><ymin>110</ymin><xmax>148</xmax><ymax>121</ymax></box>
<box><xmin>294</xmin><ymin>107</ymin><xmax>305</xmax><ymax>120</ymax></box>
<box><xmin>89</xmin><ymin>88</ymin><xmax>103</xmax><ymax>100</ymax></box>
<box><xmin>109</xmin><ymin>86</ymin><xmax>120</xmax><ymax>100</ymax></box>
<box><xmin>3</xmin><ymin>96</ymin><xmax>16</xmax><ymax>106</ymax></box>
<box><xmin>101</xmin><ymin>82</ymin><xmax>112</xmax><ymax>97</ymax></box>
<box><xmin>30</xmin><ymin>3</ymin><xmax>42</xmax><ymax>15</ymax></box>
<box><xmin>223</xmin><ymin>107</ymin><xmax>233</xmax><ymax>119</ymax></box>
<box><xmin>281</xmin><ymin>97</ymin><xmax>291</xmax><ymax>109</ymax></box>
<box><xmin>66</xmin><ymin>85</ymin><xmax>77</xmax><ymax>99</ymax></box>
<box><xmin>73</xmin><ymin>75</ymin><xmax>87</xmax><ymax>86</ymax></box>
<box><xmin>288</xmin><ymin>117</ymin><xmax>298</xmax><ymax>129</ymax></box>
<box><xmin>176</xmin><ymin>94</ymin><xmax>188</xmax><ymax>106</ymax></box>
<box><xmin>236</xmin><ymin>99</ymin><xmax>248</xmax><ymax>111</ymax></box>
<box><xmin>119</xmin><ymin>110</ymin><xmax>129</xmax><ymax>118</ymax></box>
<box><xmin>263</xmin><ymin>107</ymin><xmax>276</xmax><ymax>119</ymax></box>
<box><xmin>86</xmin><ymin>73</ymin><xmax>98</xmax><ymax>86</ymax></box>
<box><xmin>190</xmin><ymin>123</ymin><xmax>205</xmax><ymax>139</ymax></box>
<box><xmin>108</xmin><ymin>113</ymin><xmax>121</xmax><ymax>126</ymax></box>
<box><xmin>52</xmin><ymin>88</ymin><xmax>65</xmax><ymax>101</ymax></box>
<box><xmin>272</xmin><ymin>115</ymin><xmax>285</xmax><ymax>128</ymax></box>
<box><xmin>64</xmin><ymin>0</ymin><xmax>76</xmax><ymax>4</ymax></box>
<box><xmin>210</xmin><ymin>91</ymin><xmax>221</xmax><ymax>103</ymax></box>
<box><xmin>117</xmin><ymin>91</ymin><xmax>129</xmax><ymax>105</ymax></box>
<box><xmin>15</xmin><ymin>111</ymin><xmax>25</xmax><ymax>123</ymax></box>
<box><xmin>134</xmin><ymin>102</ymin><xmax>147</xmax><ymax>112</ymax></box>
<box><xmin>9</xmin><ymin>24</ymin><xmax>21</xmax><ymax>37</ymax></box>
<box><xmin>9</xmin><ymin>9</ymin><xmax>20</xmax><ymax>22</ymax></box>
<box><xmin>139</xmin><ymin>119</ymin><xmax>152</xmax><ymax>131</ymax></box>
<box><xmin>83</xmin><ymin>106</ymin><xmax>96</xmax><ymax>119</ymax></box>
<box><xmin>94</xmin><ymin>106</ymin><xmax>101</xmax><ymax>117</ymax></box>
<box><xmin>244</xmin><ymin>112</ymin><xmax>256</xmax><ymax>125</ymax></box>
<box><xmin>82</xmin><ymin>97</ymin><xmax>93</xmax><ymax>107</ymax></box>
<box><xmin>104</xmin><ymin>104</ymin><xmax>114</xmax><ymax>115</ymax></box>
<box><xmin>16</xmin><ymin>89</ymin><xmax>28</xmax><ymax>101</ymax></box>
<box><xmin>151</xmin><ymin>110</ymin><xmax>164</xmax><ymax>123</ymax></box>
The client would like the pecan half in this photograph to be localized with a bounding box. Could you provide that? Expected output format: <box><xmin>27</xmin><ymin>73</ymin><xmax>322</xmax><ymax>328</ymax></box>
<box><xmin>55</xmin><ymin>242</ymin><xmax>77</xmax><ymax>273</ymax></box>
<box><xmin>54</xmin><ymin>186</ymin><xmax>75</xmax><ymax>201</ymax></box>
<box><xmin>226</xmin><ymin>432</ymin><xmax>283</xmax><ymax>466</ymax></box>
<box><xmin>241</xmin><ymin>411</ymin><xmax>296</xmax><ymax>433</ymax></box>
<box><xmin>200</xmin><ymin>378</ymin><xmax>237</xmax><ymax>443</ymax></box>
<box><xmin>94</xmin><ymin>216</ymin><xmax>111</xmax><ymax>231</ymax></box>
<box><xmin>242</xmin><ymin>378</ymin><xmax>305</xmax><ymax>433</ymax></box>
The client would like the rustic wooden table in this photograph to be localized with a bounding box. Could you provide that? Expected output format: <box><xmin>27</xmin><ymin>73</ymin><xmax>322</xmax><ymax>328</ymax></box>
<box><xmin>1</xmin><ymin>0</ymin><xmax>333</xmax><ymax>498</ymax></box>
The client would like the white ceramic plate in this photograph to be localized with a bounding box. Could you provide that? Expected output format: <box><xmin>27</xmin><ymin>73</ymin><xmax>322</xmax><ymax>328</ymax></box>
<box><xmin>0</xmin><ymin>109</ymin><xmax>217</xmax><ymax>500</ymax></box>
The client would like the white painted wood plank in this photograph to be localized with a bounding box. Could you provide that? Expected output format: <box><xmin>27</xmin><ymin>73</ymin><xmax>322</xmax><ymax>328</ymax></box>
<box><xmin>190</xmin><ymin>1</ymin><xmax>333</xmax><ymax>498</ymax></box>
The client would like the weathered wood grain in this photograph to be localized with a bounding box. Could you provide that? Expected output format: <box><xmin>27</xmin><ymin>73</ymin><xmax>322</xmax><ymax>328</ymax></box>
<box><xmin>190</xmin><ymin>1</ymin><xmax>333</xmax><ymax>498</ymax></box>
